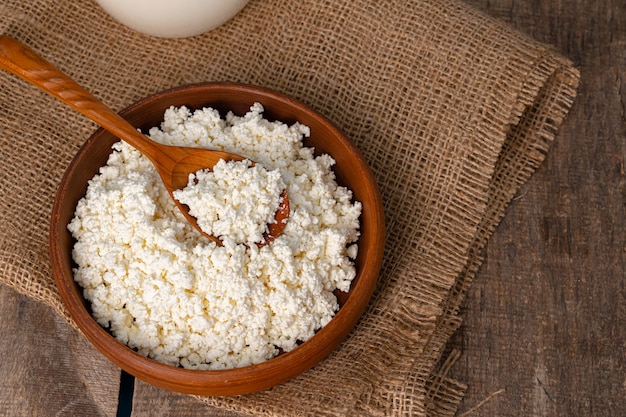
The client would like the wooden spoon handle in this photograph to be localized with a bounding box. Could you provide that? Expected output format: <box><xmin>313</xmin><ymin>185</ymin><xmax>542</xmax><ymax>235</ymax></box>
<box><xmin>0</xmin><ymin>35</ymin><xmax>159</xmax><ymax>158</ymax></box>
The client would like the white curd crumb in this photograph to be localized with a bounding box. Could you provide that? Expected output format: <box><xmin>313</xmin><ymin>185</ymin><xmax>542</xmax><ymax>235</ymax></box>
<box><xmin>173</xmin><ymin>159</ymin><xmax>285</xmax><ymax>245</ymax></box>
<box><xmin>68</xmin><ymin>103</ymin><xmax>362</xmax><ymax>370</ymax></box>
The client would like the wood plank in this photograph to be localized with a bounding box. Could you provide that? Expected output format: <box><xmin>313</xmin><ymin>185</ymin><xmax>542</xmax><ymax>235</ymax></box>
<box><xmin>451</xmin><ymin>0</ymin><xmax>626</xmax><ymax>415</ymax></box>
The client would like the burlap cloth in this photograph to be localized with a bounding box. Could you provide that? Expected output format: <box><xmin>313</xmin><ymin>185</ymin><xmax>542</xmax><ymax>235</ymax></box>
<box><xmin>0</xmin><ymin>0</ymin><xmax>579</xmax><ymax>416</ymax></box>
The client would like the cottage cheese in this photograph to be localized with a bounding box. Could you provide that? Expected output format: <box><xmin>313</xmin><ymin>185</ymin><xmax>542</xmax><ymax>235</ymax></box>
<box><xmin>173</xmin><ymin>159</ymin><xmax>285</xmax><ymax>245</ymax></box>
<box><xmin>68</xmin><ymin>103</ymin><xmax>361</xmax><ymax>370</ymax></box>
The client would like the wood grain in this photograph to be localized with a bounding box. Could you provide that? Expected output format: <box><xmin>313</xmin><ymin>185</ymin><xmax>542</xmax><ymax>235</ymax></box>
<box><xmin>449</xmin><ymin>0</ymin><xmax>626</xmax><ymax>415</ymax></box>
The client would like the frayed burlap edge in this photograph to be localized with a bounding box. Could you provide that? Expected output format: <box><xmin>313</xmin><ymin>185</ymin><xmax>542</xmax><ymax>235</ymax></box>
<box><xmin>423</xmin><ymin>56</ymin><xmax>580</xmax><ymax>417</ymax></box>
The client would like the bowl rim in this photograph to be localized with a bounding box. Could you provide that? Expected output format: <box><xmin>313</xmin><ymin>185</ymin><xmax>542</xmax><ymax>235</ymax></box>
<box><xmin>49</xmin><ymin>82</ymin><xmax>385</xmax><ymax>396</ymax></box>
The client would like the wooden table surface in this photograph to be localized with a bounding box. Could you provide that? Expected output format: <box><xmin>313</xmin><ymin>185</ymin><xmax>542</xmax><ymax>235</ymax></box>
<box><xmin>0</xmin><ymin>0</ymin><xmax>623</xmax><ymax>416</ymax></box>
<box><xmin>449</xmin><ymin>0</ymin><xmax>625</xmax><ymax>416</ymax></box>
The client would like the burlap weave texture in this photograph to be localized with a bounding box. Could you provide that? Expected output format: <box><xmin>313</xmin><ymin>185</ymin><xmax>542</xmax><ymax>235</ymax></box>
<box><xmin>0</xmin><ymin>0</ymin><xmax>579</xmax><ymax>416</ymax></box>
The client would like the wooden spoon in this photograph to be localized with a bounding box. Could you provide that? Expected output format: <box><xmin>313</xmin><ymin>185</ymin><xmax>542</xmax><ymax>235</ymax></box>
<box><xmin>0</xmin><ymin>35</ymin><xmax>289</xmax><ymax>245</ymax></box>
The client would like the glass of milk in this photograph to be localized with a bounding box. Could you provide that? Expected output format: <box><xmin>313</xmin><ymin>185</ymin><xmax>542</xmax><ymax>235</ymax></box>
<box><xmin>95</xmin><ymin>0</ymin><xmax>251</xmax><ymax>38</ymax></box>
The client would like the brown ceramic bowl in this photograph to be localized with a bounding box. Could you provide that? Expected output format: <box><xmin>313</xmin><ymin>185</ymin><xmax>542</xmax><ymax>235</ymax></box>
<box><xmin>49</xmin><ymin>82</ymin><xmax>385</xmax><ymax>396</ymax></box>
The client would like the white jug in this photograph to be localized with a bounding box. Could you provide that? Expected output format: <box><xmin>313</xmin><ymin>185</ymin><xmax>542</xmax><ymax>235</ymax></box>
<box><xmin>95</xmin><ymin>0</ymin><xmax>251</xmax><ymax>38</ymax></box>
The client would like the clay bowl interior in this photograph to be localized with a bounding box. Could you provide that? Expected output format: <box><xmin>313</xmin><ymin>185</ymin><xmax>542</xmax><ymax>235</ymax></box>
<box><xmin>49</xmin><ymin>82</ymin><xmax>385</xmax><ymax>396</ymax></box>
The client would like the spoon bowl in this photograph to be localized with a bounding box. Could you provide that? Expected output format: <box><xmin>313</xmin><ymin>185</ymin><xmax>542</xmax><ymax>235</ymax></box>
<box><xmin>0</xmin><ymin>35</ymin><xmax>288</xmax><ymax>244</ymax></box>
